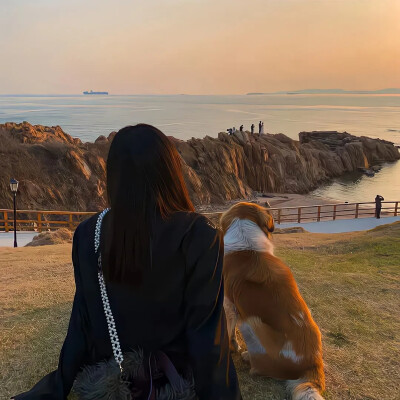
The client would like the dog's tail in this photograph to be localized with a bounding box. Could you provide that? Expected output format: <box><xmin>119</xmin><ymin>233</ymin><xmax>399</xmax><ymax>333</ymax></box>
<box><xmin>286</xmin><ymin>380</ymin><xmax>324</xmax><ymax>400</ymax></box>
<box><xmin>286</xmin><ymin>365</ymin><xmax>325</xmax><ymax>400</ymax></box>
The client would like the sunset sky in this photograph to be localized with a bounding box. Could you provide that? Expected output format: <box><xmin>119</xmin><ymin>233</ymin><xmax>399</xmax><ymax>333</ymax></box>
<box><xmin>1</xmin><ymin>0</ymin><xmax>399</xmax><ymax>95</ymax></box>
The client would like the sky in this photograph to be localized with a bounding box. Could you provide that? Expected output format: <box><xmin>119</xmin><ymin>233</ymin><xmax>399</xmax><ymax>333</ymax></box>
<box><xmin>0</xmin><ymin>0</ymin><xmax>399</xmax><ymax>95</ymax></box>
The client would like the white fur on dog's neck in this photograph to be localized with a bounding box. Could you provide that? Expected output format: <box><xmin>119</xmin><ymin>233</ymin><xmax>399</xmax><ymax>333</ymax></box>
<box><xmin>224</xmin><ymin>218</ymin><xmax>274</xmax><ymax>255</ymax></box>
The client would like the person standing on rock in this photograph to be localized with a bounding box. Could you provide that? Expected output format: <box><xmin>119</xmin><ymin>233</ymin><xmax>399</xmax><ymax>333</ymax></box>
<box><xmin>375</xmin><ymin>194</ymin><xmax>384</xmax><ymax>218</ymax></box>
<box><xmin>240</xmin><ymin>125</ymin><xmax>244</xmax><ymax>132</ymax></box>
<box><xmin>251</xmin><ymin>123</ymin><xmax>255</xmax><ymax>134</ymax></box>
<box><xmin>260</xmin><ymin>122</ymin><xmax>265</xmax><ymax>135</ymax></box>
<box><xmin>258</xmin><ymin>121</ymin><xmax>262</xmax><ymax>134</ymax></box>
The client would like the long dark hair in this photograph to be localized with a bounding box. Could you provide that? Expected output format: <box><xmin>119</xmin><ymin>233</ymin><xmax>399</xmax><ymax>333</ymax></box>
<box><xmin>103</xmin><ymin>124</ymin><xmax>195</xmax><ymax>285</ymax></box>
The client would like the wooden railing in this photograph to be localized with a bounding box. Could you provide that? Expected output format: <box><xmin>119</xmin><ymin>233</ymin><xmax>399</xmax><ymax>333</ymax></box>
<box><xmin>0</xmin><ymin>201</ymin><xmax>398</xmax><ymax>232</ymax></box>
<box><xmin>268</xmin><ymin>201</ymin><xmax>399</xmax><ymax>224</ymax></box>
<box><xmin>0</xmin><ymin>209</ymin><xmax>96</xmax><ymax>232</ymax></box>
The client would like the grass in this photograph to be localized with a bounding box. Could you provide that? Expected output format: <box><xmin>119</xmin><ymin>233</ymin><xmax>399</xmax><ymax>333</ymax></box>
<box><xmin>1</xmin><ymin>222</ymin><xmax>399</xmax><ymax>399</ymax></box>
<box><xmin>0</xmin><ymin>245</ymin><xmax>74</xmax><ymax>396</ymax></box>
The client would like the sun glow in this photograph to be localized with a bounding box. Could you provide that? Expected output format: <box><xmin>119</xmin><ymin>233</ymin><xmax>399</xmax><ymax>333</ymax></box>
<box><xmin>0</xmin><ymin>0</ymin><xmax>399</xmax><ymax>94</ymax></box>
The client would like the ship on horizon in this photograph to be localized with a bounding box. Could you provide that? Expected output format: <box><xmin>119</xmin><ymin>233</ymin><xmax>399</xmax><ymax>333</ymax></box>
<box><xmin>83</xmin><ymin>90</ymin><xmax>108</xmax><ymax>95</ymax></box>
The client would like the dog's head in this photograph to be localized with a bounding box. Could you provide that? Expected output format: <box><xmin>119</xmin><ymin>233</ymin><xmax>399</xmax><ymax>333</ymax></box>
<box><xmin>220</xmin><ymin>202</ymin><xmax>275</xmax><ymax>238</ymax></box>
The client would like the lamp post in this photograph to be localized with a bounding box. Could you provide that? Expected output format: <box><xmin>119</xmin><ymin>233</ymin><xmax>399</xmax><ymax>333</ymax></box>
<box><xmin>10</xmin><ymin>178</ymin><xmax>19</xmax><ymax>248</ymax></box>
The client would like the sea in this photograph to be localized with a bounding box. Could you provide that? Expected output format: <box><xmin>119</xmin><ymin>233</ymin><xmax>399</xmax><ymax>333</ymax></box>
<box><xmin>1</xmin><ymin>94</ymin><xmax>399</xmax><ymax>202</ymax></box>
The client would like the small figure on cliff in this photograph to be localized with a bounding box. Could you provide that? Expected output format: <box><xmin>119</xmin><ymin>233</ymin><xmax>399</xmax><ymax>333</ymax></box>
<box><xmin>227</xmin><ymin>128</ymin><xmax>233</xmax><ymax>135</ymax></box>
<box><xmin>240</xmin><ymin>125</ymin><xmax>244</xmax><ymax>132</ymax></box>
<box><xmin>258</xmin><ymin>121</ymin><xmax>262</xmax><ymax>134</ymax></box>
<box><xmin>251</xmin><ymin>123</ymin><xmax>255</xmax><ymax>134</ymax></box>
<box><xmin>232</xmin><ymin>127</ymin><xmax>236</xmax><ymax>133</ymax></box>
<box><xmin>260</xmin><ymin>122</ymin><xmax>265</xmax><ymax>135</ymax></box>
<box><xmin>375</xmin><ymin>194</ymin><xmax>384</xmax><ymax>218</ymax></box>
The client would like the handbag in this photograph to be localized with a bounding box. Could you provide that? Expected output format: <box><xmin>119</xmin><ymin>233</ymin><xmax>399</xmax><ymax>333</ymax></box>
<box><xmin>73</xmin><ymin>209</ymin><xmax>197</xmax><ymax>400</ymax></box>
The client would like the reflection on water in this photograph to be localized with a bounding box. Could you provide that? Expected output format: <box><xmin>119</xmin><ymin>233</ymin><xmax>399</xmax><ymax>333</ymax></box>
<box><xmin>1</xmin><ymin>94</ymin><xmax>400</xmax><ymax>144</ymax></box>
<box><xmin>312</xmin><ymin>160</ymin><xmax>400</xmax><ymax>202</ymax></box>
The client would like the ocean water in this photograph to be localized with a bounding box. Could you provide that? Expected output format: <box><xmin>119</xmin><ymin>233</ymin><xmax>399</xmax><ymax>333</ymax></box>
<box><xmin>0</xmin><ymin>94</ymin><xmax>399</xmax><ymax>201</ymax></box>
<box><xmin>311</xmin><ymin>161</ymin><xmax>400</xmax><ymax>203</ymax></box>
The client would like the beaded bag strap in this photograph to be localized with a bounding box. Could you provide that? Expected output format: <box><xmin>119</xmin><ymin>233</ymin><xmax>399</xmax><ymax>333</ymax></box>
<box><xmin>94</xmin><ymin>208</ymin><xmax>124</xmax><ymax>372</ymax></box>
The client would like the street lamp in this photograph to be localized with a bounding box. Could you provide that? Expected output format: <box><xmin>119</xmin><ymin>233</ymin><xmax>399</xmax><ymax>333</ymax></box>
<box><xmin>10</xmin><ymin>178</ymin><xmax>19</xmax><ymax>248</ymax></box>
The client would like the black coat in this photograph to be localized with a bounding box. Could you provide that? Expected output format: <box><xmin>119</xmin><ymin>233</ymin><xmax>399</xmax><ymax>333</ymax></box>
<box><xmin>375</xmin><ymin>195</ymin><xmax>384</xmax><ymax>208</ymax></box>
<box><xmin>14</xmin><ymin>211</ymin><xmax>241</xmax><ymax>400</ymax></box>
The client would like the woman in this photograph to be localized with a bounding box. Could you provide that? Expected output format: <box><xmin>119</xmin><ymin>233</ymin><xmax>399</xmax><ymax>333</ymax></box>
<box><xmin>14</xmin><ymin>124</ymin><xmax>241</xmax><ymax>400</ymax></box>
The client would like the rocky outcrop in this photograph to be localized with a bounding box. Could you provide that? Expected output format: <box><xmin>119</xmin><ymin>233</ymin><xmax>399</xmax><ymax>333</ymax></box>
<box><xmin>299</xmin><ymin>131</ymin><xmax>400</xmax><ymax>169</ymax></box>
<box><xmin>25</xmin><ymin>228</ymin><xmax>73</xmax><ymax>246</ymax></box>
<box><xmin>0</xmin><ymin>122</ymin><xmax>109</xmax><ymax>211</ymax></box>
<box><xmin>172</xmin><ymin>130</ymin><xmax>399</xmax><ymax>203</ymax></box>
<box><xmin>0</xmin><ymin>122</ymin><xmax>399</xmax><ymax>210</ymax></box>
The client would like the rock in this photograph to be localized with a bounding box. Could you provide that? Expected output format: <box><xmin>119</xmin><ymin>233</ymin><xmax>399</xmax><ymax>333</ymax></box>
<box><xmin>94</xmin><ymin>135</ymin><xmax>108</xmax><ymax>144</ymax></box>
<box><xmin>0</xmin><ymin>122</ymin><xmax>107</xmax><ymax>211</ymax></box>
<box><xmin>173</xmin><ymin>130</ymin><xmax>399</xmax><ymax>202</ymax></box>
<box><xmin>0</xmin><ymin>123</ymin><xmax>399</xmax><ymax>210</ymax></box>
<box><xmin>25</xmin><ymin>228</ymin><xmax>73</xmax><ymax>246</ymax></box>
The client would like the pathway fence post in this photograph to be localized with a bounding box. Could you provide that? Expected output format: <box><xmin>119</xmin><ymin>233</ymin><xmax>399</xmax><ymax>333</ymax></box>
<box><xmin>297</xmin><ymin>207</ymin><xmax>302</xmax><ymax>223</ymax></box>
<box><xmin>395</xmin><ymin>202</ymin><xmax>398</xmax><ymax>217</ymax></box>
<box><xmin>333</xmin><ymin>205</ymin><xmax>337</xmax><ymax>220</ymax></box>
<box><xmin>317</xmin><ymin>206</ymin><xmax>321</xmax><ymax>222</ymax></box>
<box><xmin>355</xmin><ymin>203</ymin><xmax>359</xmax><ymax>219</ymax></box>
<box><xmin>38</xmin><ymin>212</ymin><xmax>42</xmax><ymax>232</ymax></box>
<box><xmin>4</xmin><ymin>211</ymin><xmax>9</xmax><ymax>232</ymax></box>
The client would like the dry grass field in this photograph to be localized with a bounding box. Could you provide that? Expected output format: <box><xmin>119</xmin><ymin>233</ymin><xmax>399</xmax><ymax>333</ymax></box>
<box><xmin>1</xmin><ymin>222</ymin><xmax>399</xmax><ymax>399</ymax></box>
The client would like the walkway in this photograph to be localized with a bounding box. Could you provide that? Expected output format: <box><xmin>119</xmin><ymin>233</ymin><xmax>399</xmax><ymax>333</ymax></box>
<box><xmin>1</xmin><ymin>216</ymin><xmax>399</xmax><ymax>247</ymax></box>
<box><xmin>277</xmin><ymin>216</ymin><xmax>400</xmax><ymax>233</ymax></box>
<box><xmin>0</xmin><ymin>232</ymin><xmax>38</xmax><ymax>247</ymax></box>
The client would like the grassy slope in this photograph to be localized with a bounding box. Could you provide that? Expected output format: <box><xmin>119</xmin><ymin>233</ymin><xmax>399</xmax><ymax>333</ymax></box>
<box><xmin>236</xmin><ymin>222</ymin><xmax>400</xmax><ymax>400</ymax></box>
<box><xmin>1</xmin><ymin>223</ymin><xmax>399</xmax><ymax>399</ymax></box>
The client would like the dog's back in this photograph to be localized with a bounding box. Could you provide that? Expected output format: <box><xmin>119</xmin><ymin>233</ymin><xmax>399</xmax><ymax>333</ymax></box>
<box><xmin>221</xmin><ymin>202</ymin><xmax>325</xmax><ymax>399</ymax></box>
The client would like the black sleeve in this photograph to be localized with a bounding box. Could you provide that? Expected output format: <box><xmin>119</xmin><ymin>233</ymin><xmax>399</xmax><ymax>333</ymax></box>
<box><xmin>13</xmin><ymin>226</ymin><xmax>90</xmax><ymax>400</ymax></box>
<box><xmin>183</xmin><ymin>216</ymin><xmax>242</xmax><ymax>400</ymax></box>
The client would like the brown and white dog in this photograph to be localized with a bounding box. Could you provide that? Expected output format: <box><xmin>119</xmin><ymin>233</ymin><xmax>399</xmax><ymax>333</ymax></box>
<box><xmin>221</xmin><ymin>202</ymin><xmax>325</xmax><ymax>400</ymax></box>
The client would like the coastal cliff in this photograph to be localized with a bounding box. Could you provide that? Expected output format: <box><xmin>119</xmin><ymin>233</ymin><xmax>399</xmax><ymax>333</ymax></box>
<box><xmin>172</xmin><ymin>129</ymin><xmax>399</xmax><ymax>203</ymax></box>
<box><xmin>0</xmin><ymin>122</ymin><xmax>399</xmax><ymax>210</ymax></box>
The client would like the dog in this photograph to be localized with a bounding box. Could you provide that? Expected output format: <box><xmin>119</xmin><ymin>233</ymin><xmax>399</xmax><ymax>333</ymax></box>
<box><xmin>221</xmin><ymin>202</ymin><xmax>325</xmax><ymax>400</ymax></box>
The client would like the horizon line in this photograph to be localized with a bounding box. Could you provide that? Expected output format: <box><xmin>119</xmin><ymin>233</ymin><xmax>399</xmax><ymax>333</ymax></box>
<box><xmin>1</xmin><ymin>88</ymin><xmax>400</xmax><ymax>97</ymax></box>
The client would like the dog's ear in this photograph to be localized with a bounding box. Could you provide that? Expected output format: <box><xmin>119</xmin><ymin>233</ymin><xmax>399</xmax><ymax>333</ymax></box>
<box><xmin>220</xmin><ymin>211</ymin><xmax>231</xmax><ymax>234</ymax></box>
<box><xmin>266</xmin><ymin>213</ymin><xmax>275</xmax><ymax>232</ymax></box>
<box><xmin>257</xmin><ymin>207</ymin><xmax>275</xmax><ymax>235</ymax></box>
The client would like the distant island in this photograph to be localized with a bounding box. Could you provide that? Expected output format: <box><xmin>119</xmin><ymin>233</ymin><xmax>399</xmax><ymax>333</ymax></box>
<box><xmin>247</xmin><ymin>88</ymin><xmax>400</xmax><ymax>95</ymax></box>
<box><xmin>83</xmin><ymin>90</ymin><xmax>109</xmax><ymax>95</ymax></box>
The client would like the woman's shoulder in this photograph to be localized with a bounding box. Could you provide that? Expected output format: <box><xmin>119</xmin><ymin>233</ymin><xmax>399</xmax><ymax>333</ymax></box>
<box><xmin>191</xmin><ymin>213</ymin><xmax>218</xmax><ymax>232</ymax></box>
<box><xmin>72</xmin><ymin>212</ymin><xmax>107</xmax><ymax>253</ymax></box>
<box><xmin>172</xmin><ymin>211</ymin><xmax>218</xmax><ymax>234</ymax></box>
<box><xmin>73</xmin><ymin>210</ymin><xmax>220</xmax><ymax>246</ymax></box>
<box><xmin>74</xmin><ymin>212</ymin><xmax>101</xmax><ymax>237</ymax></box>
<box><xmin>179</xmin><ymin>212</ymin><xmax>221</xmax><ymax>251</ymax></box>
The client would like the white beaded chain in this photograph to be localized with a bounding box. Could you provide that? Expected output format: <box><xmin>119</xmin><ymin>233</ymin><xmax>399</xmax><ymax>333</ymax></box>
<box><xmin>94</xmin><ymin>208</ymin><xmax>124</xmax><ymax>372</ymax></box>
